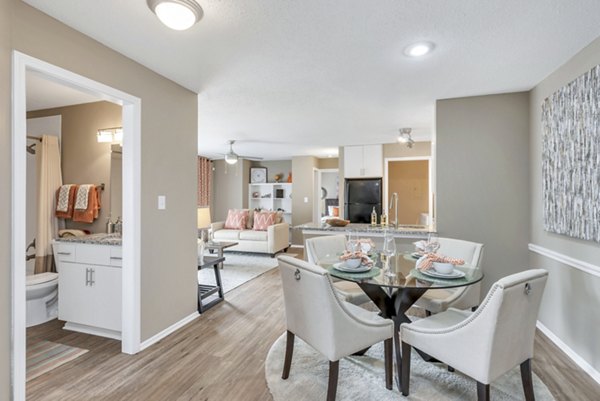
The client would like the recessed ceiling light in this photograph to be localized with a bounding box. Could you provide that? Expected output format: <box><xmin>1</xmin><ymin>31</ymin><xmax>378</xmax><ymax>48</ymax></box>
<box><xmin>147</xmin><ymin>0</ymin><xmax>203</xmax><ymax>31</ymax></box>
<box><xmin>404</xmin><ymin>42</ymin><xmax>435</xmax><ymax>57</ymax></box>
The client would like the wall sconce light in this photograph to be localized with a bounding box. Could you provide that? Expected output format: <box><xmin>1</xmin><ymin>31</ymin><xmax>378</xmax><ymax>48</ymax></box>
<box><xmin>97</xmin><ymin>127</ymin><xmax>123</xmax><ymax>144</ymax></box>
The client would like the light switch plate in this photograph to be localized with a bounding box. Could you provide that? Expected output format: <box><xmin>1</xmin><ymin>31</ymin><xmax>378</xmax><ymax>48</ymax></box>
<box><xmin>303</xmin><ymin>196</ymin><xmax>309</xmax><ymax>203</ymax></box>
<box><xmin>158</xmin><ymin>195</ymin><xmax>166</xmax><ymax>210</ymax></box>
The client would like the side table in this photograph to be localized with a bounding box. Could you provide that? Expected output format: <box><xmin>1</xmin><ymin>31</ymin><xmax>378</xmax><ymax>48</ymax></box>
<box><xmin>197</xmin><ymin>256</ymin><xmax>225</xmax><ymax>313</ymax></box>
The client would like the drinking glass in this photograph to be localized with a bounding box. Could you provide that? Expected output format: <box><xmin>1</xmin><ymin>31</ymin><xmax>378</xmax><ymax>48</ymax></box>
<box><xmin>381</xmin><ymin>231</ymin><xmax>397</xmax><ymax>277</ymax></box>
<box><xmin>346</xmin><ymin>230</ymin><xmax>358</xmax><ymax>253</ymax></box>
<box><xmin>426</xmin><ymin>233</ymin><xmax>440</xmax><ymax>253</ymax></box>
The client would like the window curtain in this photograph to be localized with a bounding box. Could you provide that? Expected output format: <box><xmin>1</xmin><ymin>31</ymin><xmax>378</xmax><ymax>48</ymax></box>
<box><xmin>197</xmin><ymin>156</ymin><xmax>212</xmax><ymax>207</ymax></box>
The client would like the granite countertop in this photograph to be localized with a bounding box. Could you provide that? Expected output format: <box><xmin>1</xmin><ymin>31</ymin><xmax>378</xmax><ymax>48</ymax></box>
<box><xmin>55</xmin><ymin>233</ymin><xmax>122</xmax><ymax>246</ymax></box>
<box><xmin>295</xmin><ymin>222</ymin><xmax>435</xmax><ymax>237</ymax></box>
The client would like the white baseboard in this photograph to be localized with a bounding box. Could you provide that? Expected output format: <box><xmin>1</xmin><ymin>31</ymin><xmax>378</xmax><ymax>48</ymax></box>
<box><xmin>140</xmin><ymin>312</ymin><xmax>199</xmax><ymax>351</ymax></box>
<box><xmin>537</xmin><ymin>320</ymin><xmax>600</xmax><ymax>385</ymax></box>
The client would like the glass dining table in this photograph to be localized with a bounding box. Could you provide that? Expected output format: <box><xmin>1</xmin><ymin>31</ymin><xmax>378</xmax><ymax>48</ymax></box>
<box><xmin>319</xmin><ymin>252</ymin><xmax>483</xmax><ymax>390</ymax></box>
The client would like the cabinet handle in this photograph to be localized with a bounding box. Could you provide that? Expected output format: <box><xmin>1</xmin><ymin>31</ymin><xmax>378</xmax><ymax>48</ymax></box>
<box><xmin>110</xmin><ymin>256</ymin><xmax>122</xmax><ymax>260</ymax></box>
<box><xmin>85</xmin><ymin>268</ymin><xmax>90</xmax><ymax>286</ymax></box>
<box><xmin>90</xmin><ymin>268</ymin><xmax>95</xmax><ymax>286</ymax></box>
<box><xmin>57</xmin><ymin>251</ymin><xmax>71</xmax><ymax>255</ymax></box>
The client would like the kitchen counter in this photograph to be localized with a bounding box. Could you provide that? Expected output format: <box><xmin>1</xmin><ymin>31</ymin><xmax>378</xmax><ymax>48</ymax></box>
<box><xmin>295</xmin><ymin>223</ymin><xmax>435</xmax><ymax>239</ymax></box>
<box><xmin>54</xmin><ymin>233</ymin><xmax>122</xmax><ymax>246</ymax></box>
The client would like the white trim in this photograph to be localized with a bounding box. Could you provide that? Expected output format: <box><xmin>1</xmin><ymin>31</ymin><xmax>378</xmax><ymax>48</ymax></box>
<box><xmin>528</xmin><ymin>243</ymin><xmax>600</xmax><ymax>278</ymax></box>
<box><xmin>140</xmin><ymin>312</ymin><xmax>200</xmax><ymax>351</ymax></box>
<box><xmin>536</xmin><ymin>321</ymin><xmax>600</xmax><ymax>385</ymax></box>
<box><xmin>11</xmin><ymin>51</ymin><xmax>142</xmax><ymax>401</ymax></box>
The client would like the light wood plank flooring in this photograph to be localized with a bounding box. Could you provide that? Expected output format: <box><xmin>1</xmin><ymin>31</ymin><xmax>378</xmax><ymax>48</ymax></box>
<box><xmin>27</xmin><ymin>253</ymin><xmax>600</xmax><ymax>400</ymax></box>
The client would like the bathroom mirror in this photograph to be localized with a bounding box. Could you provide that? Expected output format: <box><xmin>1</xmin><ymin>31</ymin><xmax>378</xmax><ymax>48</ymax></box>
<box><xmin>109</xmin><ymin>144</ymin><xmax>122</xmax><ymax>220</ymax></box>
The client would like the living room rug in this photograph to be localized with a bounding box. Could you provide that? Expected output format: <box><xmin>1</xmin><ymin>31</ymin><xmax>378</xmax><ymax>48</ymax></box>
<box><xmin>265</xmin><ymin>333</ymin><xmax>555</xmax><ymax>401</ymax></box>
<box><xmin>198</xmin><ymin>252</ymin><xmax>297</xmax><ymax>294</ymax></box>
<box><xmin>27</xmin><ymin>340</ymin><xmax>88</xmax><ymax>382</ymax></box>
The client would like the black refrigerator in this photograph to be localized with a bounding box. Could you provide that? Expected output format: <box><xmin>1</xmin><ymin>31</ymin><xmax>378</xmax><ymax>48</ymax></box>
<box><xmin>344</xmin><ymin>178</ymin><xmax>382</xmax><ymax>223</ymax></box>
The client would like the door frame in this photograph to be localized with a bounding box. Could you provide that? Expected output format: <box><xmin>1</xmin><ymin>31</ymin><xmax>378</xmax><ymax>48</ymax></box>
<box><xmin>312</xmin><ymin>168</ymin><xmax>339</xmax><ymax>223</ymax></box>
<box><xmin>383</xmin><ymin>156</ymin><xmax>433</xmax><ymax>226</ymax></box>
<box><xmin>11</xmin><ymin>51</ymin><xmax>142</xmax><ymax>400</ymax></box>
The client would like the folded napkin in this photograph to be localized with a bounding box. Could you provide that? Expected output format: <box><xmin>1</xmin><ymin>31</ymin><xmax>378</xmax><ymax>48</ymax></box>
<box><xmin>416</xmin><ymin>253</ymin><xmax>465</xmax><ymax>271</ymax></box>
<box><xmin>413</xmin><ymin>240</ymin><xmax>427</xmax><ymax>251</ymax></box>
<box><xmin>340</xmin><ymin>251</ymin><xmax>373</xmax><ymax>267</ymax></box>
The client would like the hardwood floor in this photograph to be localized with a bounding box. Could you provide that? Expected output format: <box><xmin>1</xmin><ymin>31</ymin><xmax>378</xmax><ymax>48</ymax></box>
<box><xmin>27</xmin><ymin>251</ymin><xmax>600</xmax><ymax>401</ymax></box>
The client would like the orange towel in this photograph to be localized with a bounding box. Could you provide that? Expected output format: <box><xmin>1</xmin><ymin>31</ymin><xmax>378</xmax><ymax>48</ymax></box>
<box><xmin>55</xmin><ymin>185</ymin><xmax>77</xmax><ymax>219</ymax></box>
<box><xmin>72</xmin><ymin>185</ymin><xmax>101</xmax><ymax>223</ymax></box>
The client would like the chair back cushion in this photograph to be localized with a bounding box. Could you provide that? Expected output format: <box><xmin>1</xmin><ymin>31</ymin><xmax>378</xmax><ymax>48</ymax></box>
<box><xmin>457</xmin><ymin>269</ymin><xmax>548</xmax><ymax>383</ymax></box>
<box><xmin>437</xmin><ymin>237</ymin><xmax>484</xmax><ymax>268</ymax></box>
<box><xmin>305</xmin><ymin>234</ymin><xmax>347</xmax><ymax>264</ymax></box>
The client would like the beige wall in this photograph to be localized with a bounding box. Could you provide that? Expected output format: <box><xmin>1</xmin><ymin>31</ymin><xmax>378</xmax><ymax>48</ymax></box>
<box><xmin>28</xmin><ymin>101</ymin><xmax>122</xmax><ymax>233</ymax></box>
<box><xmin>291</xmin><ymin>156</ymin><xmax>318</xmax><ymax>244</ymax></box>
<box><xmin>436</xmin><ymin>92</ymin><xmax>530</xmax><ymax>292</ymax></box>
<box><xmin>317</xmin><ymin>157</ymin><xmax>339</xmax><ymax>169</ymax></box>
<box><xmin>0</xmin><ymin>0</ymin><xmax>11</xmax><ymax>397</ymax></box>
<box><xmin>250</xmin><ymin>160</ymin><xmax>292</xmax><ymax>183</ymax></box>
<box><xmin>211</xmin><ymin>159</ymin><xmax>252</xmax><ymax>222</ymax></box>
<box><xmin>383</xmin><ymin>141</ymin><xmax>431</xmax><ymax>158</ymax></box>
<box><xmin>11</xmin><ymin>1</ymin><xmax>199</xmax><ymax>343</ymax></box>
<box><xmin>529</xmin><ymin>36</ymin><xmax>600</xmax><ymax>373</ymax></box>
<box><xmin>388</xmin><ymin>160</ymin><xmax>429</xmax><ymax>225</ymax></box>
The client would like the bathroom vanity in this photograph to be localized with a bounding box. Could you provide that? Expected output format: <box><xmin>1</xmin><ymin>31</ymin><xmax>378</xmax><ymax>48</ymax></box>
<box><xmin>53</xmin><ymin>233</ymin><xmax>122</xmax><ymax>340</ymax></box>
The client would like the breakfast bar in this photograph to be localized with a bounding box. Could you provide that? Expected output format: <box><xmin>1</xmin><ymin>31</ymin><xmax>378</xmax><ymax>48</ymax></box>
<box><xmin>296</xmin><ymin>222</ymin><xmax>435</xmax><ymax>242</ymax></box>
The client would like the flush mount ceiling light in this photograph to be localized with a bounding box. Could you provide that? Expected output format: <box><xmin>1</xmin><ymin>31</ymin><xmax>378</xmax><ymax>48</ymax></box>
<box><xmin>147</xmin><ymin>0</ymin><xmax>203</xmax><ymax>31</ymax></box>
<box><xmin>397</xmin><ymin>128</ymin><xmax>415</xmax><ymax>148</ymax></box>
<box><xmin>404</xmin><ymin>42</ymin><xmax>435</xmax><ymax>57</ymax></box>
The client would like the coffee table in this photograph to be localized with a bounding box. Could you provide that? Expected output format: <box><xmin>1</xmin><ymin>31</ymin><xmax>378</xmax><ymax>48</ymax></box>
<box><xmin>206</xmin><ymin>241</ymin><xmax>239</xmax><ymax>268</ymax></box>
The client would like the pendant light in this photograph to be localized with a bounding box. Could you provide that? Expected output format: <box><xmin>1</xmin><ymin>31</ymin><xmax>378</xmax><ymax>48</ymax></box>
<box><xmin>147</xmin><ymin>0</ymin><xmax>203</xmax><ymax>31</ymax></box>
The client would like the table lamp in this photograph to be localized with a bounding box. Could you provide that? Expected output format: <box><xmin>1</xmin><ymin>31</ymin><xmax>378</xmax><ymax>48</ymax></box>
<box><xmin>197</xmin><ymin>207</ymin><xmax>211</xmax><ymax>263</ymax></box>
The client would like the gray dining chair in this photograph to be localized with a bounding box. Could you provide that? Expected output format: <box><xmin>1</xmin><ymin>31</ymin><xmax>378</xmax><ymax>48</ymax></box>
<box><xmin>278</xmin><ymin>255</ymin><xmax>394</xmax><ymax>401</ymax></box>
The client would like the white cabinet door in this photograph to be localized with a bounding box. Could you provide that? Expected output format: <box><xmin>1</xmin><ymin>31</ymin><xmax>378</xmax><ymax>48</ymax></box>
<box><xmin>343</xmin><ymin>146</ymin><xmax>365</xmax><ymax>177</ymax></box>
<box><xmin>363</xmin><ymin>144</ymin><xmax>383</xmax><ymax>177</ymax></box>
<box><xmin>344</xmin><ymin>145</ymin><xmax>383</xmax><ymax>178</ymax></box>
<box><xmin>59</xmin><ymin>263</ymin><xmax>122</xmax><ymax>332</ymax></box>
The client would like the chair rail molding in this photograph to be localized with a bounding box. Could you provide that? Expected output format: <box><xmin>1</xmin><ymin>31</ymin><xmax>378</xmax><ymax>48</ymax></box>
<box><xmin>528</xmin><ymin>243</ymin><xmax>600</xmax><ymax>278</ymax></box>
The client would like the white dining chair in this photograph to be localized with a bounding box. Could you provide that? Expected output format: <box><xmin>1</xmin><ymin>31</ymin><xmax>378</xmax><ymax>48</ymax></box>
<box><xmin>278</xmin><ymin>256</ymin><xmax>394</xmax><ymax>401</ymax></box>
<box><xmin>414</xmin><ymin>237</ymin><xmax>484</xmax><ymax>314</ymax></box>
<box><xmin>305</xmin><ymin>235</ymin><xmax>371</xmax><ymax>306</ymax></box>
<box><xmin>400</xmin><ymin>269</ymin><xmax>548</xmax><ymax>401</ymax></box>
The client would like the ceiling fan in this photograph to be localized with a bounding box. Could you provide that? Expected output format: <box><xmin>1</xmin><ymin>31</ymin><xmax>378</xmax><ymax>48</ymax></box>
<box><xmin>222</xmin><ymin>140</ymin><xmax>263</xmax><ymax>165</ymax></box>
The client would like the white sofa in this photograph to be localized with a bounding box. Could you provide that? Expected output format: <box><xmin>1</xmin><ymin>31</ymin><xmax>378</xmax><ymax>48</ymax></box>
<box><xmin>211</xmin><ymin>209</ymin><xmax>289</xmax><ymax>256</ymax></box>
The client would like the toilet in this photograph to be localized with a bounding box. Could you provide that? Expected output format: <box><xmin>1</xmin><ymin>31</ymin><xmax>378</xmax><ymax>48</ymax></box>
<box><xmin>26</xmin><ymin>272</ymin><xmax>59</xmax><ymax>328</ymax></box>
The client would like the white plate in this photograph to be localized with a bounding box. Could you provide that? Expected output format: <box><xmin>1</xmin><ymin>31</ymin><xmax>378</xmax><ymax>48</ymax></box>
<box><xmin>421</xmin><ymin>269</ymin><xmax>465</xmax><ymax>279</ymax></box>
<box><xmin>333</xmin><ymin>262</ymin><xmax>372</xmax><ymax>273</ymax></box>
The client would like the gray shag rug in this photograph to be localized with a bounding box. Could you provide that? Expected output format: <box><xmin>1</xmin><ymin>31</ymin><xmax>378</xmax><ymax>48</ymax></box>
<box><xmin>198</xmin><ymin>252</ymin><xmax>296</xmax><ymax>294</ymax></box>
<box><xmin>265</xmin><ymin>333</ymin><xmax>555</xmax><ymax>401</ymax></box>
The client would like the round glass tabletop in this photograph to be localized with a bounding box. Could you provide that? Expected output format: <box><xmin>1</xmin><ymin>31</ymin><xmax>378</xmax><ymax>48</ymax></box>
<box><xmin>320</xmin><ymin>252</ymin><xmax>483</xmax><ymax>290</ymax></box>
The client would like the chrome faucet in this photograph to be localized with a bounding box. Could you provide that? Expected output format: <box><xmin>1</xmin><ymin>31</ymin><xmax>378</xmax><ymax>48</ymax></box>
<box><xmin>389</xmin><ymin>192</ymin><xmax>398</xmax><ymax>228</ymax></box>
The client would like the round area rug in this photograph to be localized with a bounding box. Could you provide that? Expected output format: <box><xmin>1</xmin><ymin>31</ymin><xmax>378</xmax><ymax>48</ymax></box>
<box><xmin>265</xmin><ymin>333</ymin><xmax>555</xmax><ymax>401</ymax></box>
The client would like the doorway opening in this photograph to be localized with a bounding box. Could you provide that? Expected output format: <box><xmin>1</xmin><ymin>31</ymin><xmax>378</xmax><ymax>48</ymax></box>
<box><xmin>12</xmin><ymin>51</ymin><xmax>142</xmax><ymax>401</ymax></box>
<box><xmin>384</xmin><ymin>157</ymin><xmax>432</xmax><ymax>227</ymax></box>
<box><xmin>313</xmin><ymin>168</ymin><xmax>340</xmax><ymax>223</ymax></box>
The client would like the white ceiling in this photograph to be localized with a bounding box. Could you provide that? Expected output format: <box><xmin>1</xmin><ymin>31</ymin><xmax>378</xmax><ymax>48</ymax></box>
<box><xmin>27</xmin><ymin>70</ymin><xmax>101</xmax><ymax>112</ymax></box>
<box><xmin>23</xmin><ymin>0</ymin><xmax>600</xmax><ymax>160</ymax></box>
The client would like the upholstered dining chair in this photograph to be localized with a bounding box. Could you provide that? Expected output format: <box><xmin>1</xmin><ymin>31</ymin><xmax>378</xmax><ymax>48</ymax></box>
<box><xmin>305</xmin><ymin>235</ymin><xmax>371</xmax><ymax>306</ymax></box>
<box><xmin>278</xmin><ymin>256</ymin><xmax>394</xmax><ymax>401</ymax></box>
<box><xmin>414</xmin><ymin>237</ymin><xmax>484</xmax><ymax>314</ymax></box>
<box><xmin>400</xmin><ymin>269</ymin><xmax>548</xmax><ymax>401</ymax></box>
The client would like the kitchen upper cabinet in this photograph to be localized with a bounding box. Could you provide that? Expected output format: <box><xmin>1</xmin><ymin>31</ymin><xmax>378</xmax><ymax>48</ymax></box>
<box><xmin>343</xmin><ymin>145</ymin><xmax>383</xmax><ymax>178</ymax></box>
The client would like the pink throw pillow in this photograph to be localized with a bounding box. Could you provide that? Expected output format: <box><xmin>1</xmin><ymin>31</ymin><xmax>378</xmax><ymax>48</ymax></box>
<box><xmin>224</xmin><ymin>209</ymin><xmax>248</xmax><ymax>230</ymax></box>
<box><xmin>253</xmin><ymin>211</ymin><xmax>277</xmax><ymax>231</ymax></box>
